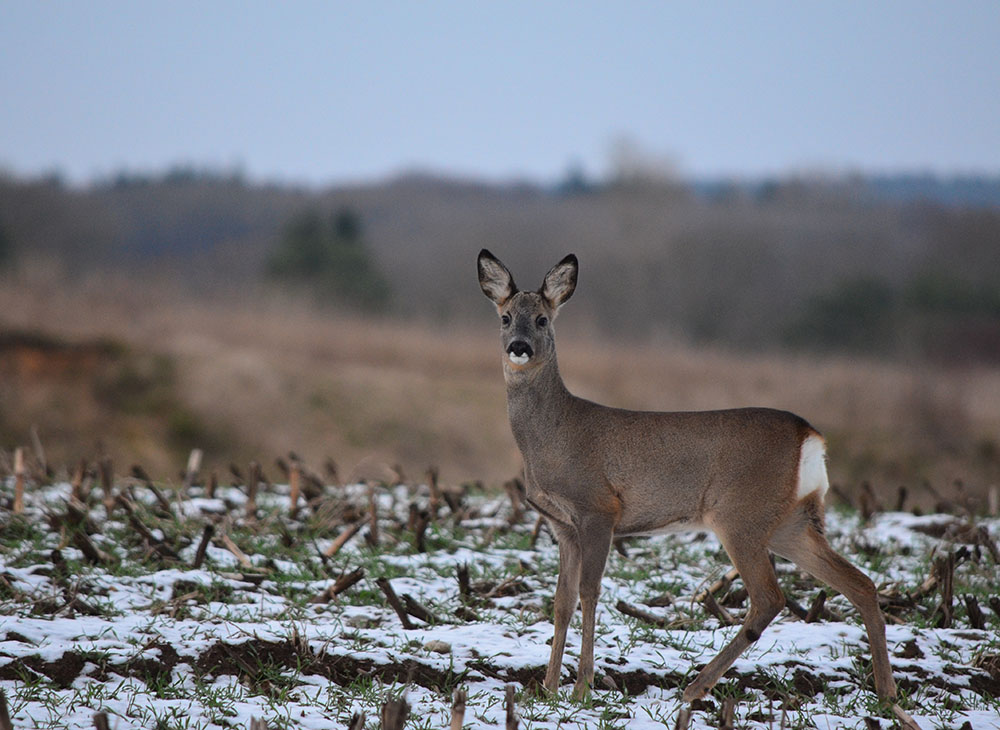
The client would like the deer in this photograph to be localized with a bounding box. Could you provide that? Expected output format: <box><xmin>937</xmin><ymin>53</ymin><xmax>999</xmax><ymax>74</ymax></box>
<box><xmin>477</xmin><ymin>249</ymin><xmax>898</xmax><ymax>704</ymax></box>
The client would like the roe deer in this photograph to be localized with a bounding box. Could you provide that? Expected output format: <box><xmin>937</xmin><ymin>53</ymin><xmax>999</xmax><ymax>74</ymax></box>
<box><xmin>477</xmin><ymin>249</ymin><xmax>897</xmax><ymax>703</ymax></box>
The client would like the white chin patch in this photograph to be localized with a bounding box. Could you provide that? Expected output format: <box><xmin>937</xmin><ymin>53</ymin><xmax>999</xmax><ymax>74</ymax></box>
<box><xmin>508</xmin><ymin>352</ymin><xmax>530</xmax><ymax>366</ymax></box>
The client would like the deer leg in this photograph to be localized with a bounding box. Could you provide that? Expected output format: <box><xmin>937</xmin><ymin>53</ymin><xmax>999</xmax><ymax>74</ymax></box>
<box><xmin>770</xmin><ymin>518</ymin><xmax>897</xmax><ymax>701</ymax></box>
<box><xmin>544</xmin><ymin>521</ymin><xmax>581</xmax><ymax>693</ymax></box>
<box><xmin>682</xmin><ymin>535</ymin><xmax>785</xmax><ymax>703</ymax></box>
<box><xmin>572</xmin><ymin>515</ymin><xmax>614</xmax><ymax>701</ymax></box>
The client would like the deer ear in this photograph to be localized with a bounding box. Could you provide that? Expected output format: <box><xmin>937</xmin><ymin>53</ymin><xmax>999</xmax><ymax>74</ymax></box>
<box><xmin>478</xmin><ymin>249</ymin><xmax>517</xmax><ymax>306</ymax></box>
<box><xmin>540</xmin><ymin>254</ymin><xmax>578</xmax><ymax>308</ymax></box>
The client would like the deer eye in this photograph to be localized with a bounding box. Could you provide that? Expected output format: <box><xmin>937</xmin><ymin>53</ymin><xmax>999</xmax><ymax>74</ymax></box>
<box><xmin>536</xmin><ymin>316</ymin><xmax>549</xmax><ymax>328</ymax></box>
<box><xmin>501</xmin><ymin>314</ymin><xmax>511</xmax><ymax>326</ymax></box>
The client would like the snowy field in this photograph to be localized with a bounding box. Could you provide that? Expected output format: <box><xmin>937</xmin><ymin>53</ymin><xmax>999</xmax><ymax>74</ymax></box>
<box><xmin>1</xmin><ymin>476</ymin><xmax>998</xmax><ymax>729</ymax></box>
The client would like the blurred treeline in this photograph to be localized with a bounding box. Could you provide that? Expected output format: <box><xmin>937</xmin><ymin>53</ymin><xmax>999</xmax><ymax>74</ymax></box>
<box><xmin>2</xmin><ymin>168</ymin><xmax>999</xmax><ymax>362</ymax></box>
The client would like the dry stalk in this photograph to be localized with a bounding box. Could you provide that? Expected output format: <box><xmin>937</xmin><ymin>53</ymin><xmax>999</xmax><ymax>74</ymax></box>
<box><xmin>694</xmin><ymin>567</ymin><xmax>740</xmax><ymax>603</ymax></box>
<box><xmin>115</xmin><ymin>495</ymin><xmax>179</xmax><ymax>560</ymax></box>
<box><xmin>673</xmin><ymin>706</ymin><xmax>691</xmax><ymax>730</ymax></box>
<box><xmin>988</xmin><ymin>596</ymin><xmax>1000</xmax><ymax>621</ymax></box>
<box><xmin>504</xmin><ymin>684</ymin><xmax>518</xmax><ymax>730</ymax></box>
<box><xmin>219</xmin><ymin>532</ymin><xmax>255</xmax><ymax>570</ymax></box>
<box><xmin>183</xmin><ymin>448</ymin><xmax>203</xmax><ymax>491</ymax></box>
<box><xmin>442</xmin><ymin>486</ymin><xmax>465</xmax><ymax>522</ymax></box>
<box><xmin>964</xmin><ymin>594</ymin><xmax>986</xmax><ymax>629</ymax></box>
<box><xmin>310</xmin><ymin>567</ymin><xmax>365</xmax><ymax>603</ymax></box>
<box><xmin>288</xmin><ymin>462</ymin><xmax>301</xmax><ymax>519</ymax></box>
<box><xmin>192</xmin><ymin>523</ymin><xmax>215</xmax><ymax>569</ymax></box>
<box><xmin>720</xmin><ymin>696</ymin><xmax>736</xmax><ymax>730</ymax></box>
<box><xmin>449</xmin><ymin>688</ymin><xmax>466</xmax><ymax>730</ymax></box>
<box><xmin>484</xmin><ymin>575</ymin><xmax>525</xmax><ymax>600</ymax></box>
<box><xmin>12</xmin><ymin>447</ymin><xmax>25</xmax><ymax>514</ymax></box>
<box><xmin>365</xmin><ymin>483</ymin><xmax>379</xmax><ymax>547</ymax></box>
<box><xmin>616</xmin><ymin>599</ymin><xmax>668</xmax><ymax>628</ymax></box>
<box><xmin>401</xmin><ymin>593</ymin><xmax>438</xmax><ymax>624</ymax></box>
<box><xmin>376</xmin><ymin>577</ymin><xmax>414</xmax><ymax>630</ymax></box>
<box><xmin>895</xmin><ymin>485</ymin><xmax>908</xmax><ymax>512</ymax></box>
<box><xmin>151</xmin><ymin>590</ymin><xmax>200</xmax><ymax>618</ymax></box>
<box><xmin>909</xmin><ymin>570</ymin><xmax>939</xmax><ymax>602</ymax></box>
<box><xmin>456</xmin><ymin>564</ymin><xmax>471</xmax><ymax>601</ymax></box>
<box><xmin>702</xmin><ymin>590</ymin><xmax>737</xmax><ymax>626</ymax></box>
<box><xmin>379</xmin><ymin>695</ymin><xmax>409</xmax><ymax>730</ymax></box>
<box><xmin>412</xmin><ymin>506</ymin><xmax>430</xmax><ymax>553</ymax></box>
<box><xmin>529</xmin><ymin>516</ymin><xmax>547</xmax><ymax>550</ymax></box>
<box><xmin>72</xmin><ymin>528</ymin><xmax>113</xmax><ymax>566</ymax></box>
<box><xmin>129</xmin><ymin>465</ymin><xmax>172</xmax><ymax>514</ymax></box>
<box><xmin>503</xmin><ymin>478</ymin><xmax>525</xmax><ymax>524</ymax></box>
<box><xmin>804</xmin><ymin>589</ymin><xmax>828</xmax><ymax>623</ymax></box>
<box><xmin>933</xmin><ymin>551</ymin><xmax>956</xmax><ymax>628</ymax></box>
<box><xmin>324</xmin><ymin>520</ymin><xmax>364</xmax><ymax>558</ymax></box>
<box><xmin>0</xmin><ymin>687</ymin><xmax>12</xmax><ymax>730</ymax></box>
<box><xmin>975</xmin><ymin>525</ymin><xmax>1000</xmax><ymax>563</ymax></box>
<box><xmin>426</xmin><ymin>465</ymin><xmax>441</xmax><ymax>520</ymax></box>
<box><xmin>861</xmin><ymin>481</ymin><xmax>882</xmax><ymax>521</ymax></box>
<box><xmin>70</xmin><ymin>460</ymin><xmax>90</xmax><ymax>502</ymax></box>
<box><xmin>205</xmin><ymin>471</ymin><xmax>218</xmax><ymax>499</ymax></box>
<box><xmin>324</xmin><ymin>457</ymin><xmax>340</xmax><ymax>485</ymax></box>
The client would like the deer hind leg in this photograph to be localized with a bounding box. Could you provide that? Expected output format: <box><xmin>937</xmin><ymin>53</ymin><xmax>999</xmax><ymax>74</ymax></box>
<box><xmin>682</xmin><ymin>531</ymin><xmax>785</xmax><ymax>703</ymax></box>
<box><xmin>544</xmin><ymin>521</ymin><xmax>582</xmax><ymax>693</ymax></box>
<box><xmin>571</xmin><ymin>514</ymin><xmax>615</xmax><ymax>701</ymax></box>
<box><xmin>769</xmin><ymin>503</ymin><xmax>897</xmax><ymax>701</ymax></box>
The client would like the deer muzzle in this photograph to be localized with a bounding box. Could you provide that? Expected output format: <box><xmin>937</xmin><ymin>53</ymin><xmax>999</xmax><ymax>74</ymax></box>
<box><xmin>506</xmin><ymin>340</ymin><xmax>533</xmax><ymax>365</ymax></box>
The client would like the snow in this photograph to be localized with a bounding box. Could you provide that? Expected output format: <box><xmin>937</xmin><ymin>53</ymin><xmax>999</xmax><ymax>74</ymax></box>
<box><xmin>2</xmin><ymin>479</ymin><xmax>999</xmax><ymax>729</ymax></box>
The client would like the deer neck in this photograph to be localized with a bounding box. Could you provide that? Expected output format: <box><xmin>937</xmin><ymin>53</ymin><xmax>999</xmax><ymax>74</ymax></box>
<box><xmin>505</xmin><ymin>355</ymin><xmax>573</xmax><ymax>456</ymax></box>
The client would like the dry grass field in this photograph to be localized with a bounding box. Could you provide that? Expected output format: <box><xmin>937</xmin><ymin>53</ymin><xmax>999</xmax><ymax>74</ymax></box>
<box><xmin>2</xmin><ymin>266</ymin><xmax>999</xmax><ymax>507</ymax></box>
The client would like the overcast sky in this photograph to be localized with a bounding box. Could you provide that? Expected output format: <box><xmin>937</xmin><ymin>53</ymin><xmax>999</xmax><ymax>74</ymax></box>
<box><xmin>2</xmin><ymin>2</ymin><xmax>999</xmax><ymax>185</ymax></box>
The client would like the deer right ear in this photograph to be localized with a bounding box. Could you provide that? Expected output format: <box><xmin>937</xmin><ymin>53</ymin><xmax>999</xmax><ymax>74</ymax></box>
<box><xmin>478</xmin><ymin>249</ymin><xmax>517</xmax><ymax>306</ymax></box>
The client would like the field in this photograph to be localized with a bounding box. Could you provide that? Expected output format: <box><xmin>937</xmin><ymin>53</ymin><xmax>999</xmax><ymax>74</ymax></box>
<box><xmin>3</xmin><ymin>266</ymin><xmax>1000</xmax><ymax>729</ymax></box>
<box><xmin>2</xmin><ymin>466</ymin><xmax>999</xmax><ymax>730</ymax></box>
<box><xmin>3</xmin><ymin>267</ymin><xmax>1000</xmax><ymax>505</ymax></box>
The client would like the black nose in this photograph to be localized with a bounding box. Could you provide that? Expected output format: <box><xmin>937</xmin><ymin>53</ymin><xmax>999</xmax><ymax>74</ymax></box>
<box><xmin>507</xmin><ymin>341</ymin><xmax>533</xmax><ymax>358</ymax></box>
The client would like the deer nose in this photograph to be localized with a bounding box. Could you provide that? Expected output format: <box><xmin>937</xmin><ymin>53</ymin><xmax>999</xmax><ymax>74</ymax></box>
<box><xmin>507</xmin><ymin>340</ymin><xmax>533</xmax><ymax>359</ymax></box>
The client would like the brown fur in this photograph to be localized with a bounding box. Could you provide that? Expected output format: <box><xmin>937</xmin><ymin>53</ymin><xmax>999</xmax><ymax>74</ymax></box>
<box><xmin>477</xmin><ymin>250</ymin><xmax>898</xmax><ymax>703</ymax></box>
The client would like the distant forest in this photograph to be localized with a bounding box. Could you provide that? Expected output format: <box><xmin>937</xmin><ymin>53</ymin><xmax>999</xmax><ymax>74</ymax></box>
<box><xmin>2</xmin><ymin>168</ymin><xmax>999</xmax><ymax>362</ymax></box>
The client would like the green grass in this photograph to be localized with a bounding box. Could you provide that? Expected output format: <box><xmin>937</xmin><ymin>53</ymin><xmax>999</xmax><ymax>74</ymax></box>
<box><xmin>2</xmin><ymin>475</ymin><xmax>999</xmax><ymax>729</ymax></box>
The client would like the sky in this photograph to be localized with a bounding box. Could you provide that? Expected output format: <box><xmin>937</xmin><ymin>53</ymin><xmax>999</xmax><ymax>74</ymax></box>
<box><xmin>2</xmin><ymin>1</ymin><xmax>999</xmax><ymax>186</ymax></box>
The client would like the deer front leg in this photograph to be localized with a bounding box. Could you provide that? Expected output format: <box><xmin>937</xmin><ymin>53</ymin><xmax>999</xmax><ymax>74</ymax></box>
<box><xmin>571</xmin><ymin>515</ymin><xmax>615</xmax><ymax>701</ymax></box>
<box><xmin>544</xmin><ymin>522</ymin><xmax>581</xmax><ymax>694</ymax></box>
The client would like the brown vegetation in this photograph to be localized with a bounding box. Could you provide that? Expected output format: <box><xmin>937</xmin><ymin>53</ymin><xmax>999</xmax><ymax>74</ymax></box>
<box><xmin>2</xmin><ymin>265</ymin><xmax>999</xmax><ymax>505</ymax></box>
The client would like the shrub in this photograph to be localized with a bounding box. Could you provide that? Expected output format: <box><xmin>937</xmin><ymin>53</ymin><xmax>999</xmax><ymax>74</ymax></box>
<box><xmin>0</xmin><ymin>221</ymin><xmax>14</xmax><ymax>270</ymax></box>
<box><xmin>784</xmin><ymin>277</ymin><xmax>898</xmax><ymax>353</ymax></box>
<box><xmin>267</xmin><ymin>207</ymin><xmax>391</xmax><ymax>312</ymax></box>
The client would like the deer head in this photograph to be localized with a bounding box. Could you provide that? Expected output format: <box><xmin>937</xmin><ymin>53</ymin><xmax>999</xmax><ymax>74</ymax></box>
<box><xmin>477</xmin><ymin>249</ymin><xmax>577</xmax><ymax>375</ymax></box>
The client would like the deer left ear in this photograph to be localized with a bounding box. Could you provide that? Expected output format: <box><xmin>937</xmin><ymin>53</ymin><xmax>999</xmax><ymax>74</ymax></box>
<box><xmin>540</xmin><ymin>254</ymin><xmax>578</xmax><ymax>309</ymax></box>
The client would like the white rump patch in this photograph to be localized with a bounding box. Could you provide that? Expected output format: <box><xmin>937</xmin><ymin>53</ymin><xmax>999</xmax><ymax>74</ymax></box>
<box><xmin>797</xmin><ymin>434</ymin><xmax>830</xmax><ymax>500</ymax></box>
<box><xmin>508</xmin><ymin>352</ymin><xmax>530</xmax><ymax>365</ymax></box>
